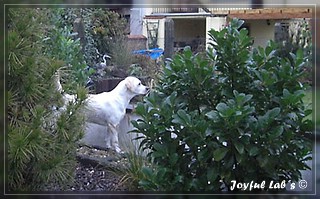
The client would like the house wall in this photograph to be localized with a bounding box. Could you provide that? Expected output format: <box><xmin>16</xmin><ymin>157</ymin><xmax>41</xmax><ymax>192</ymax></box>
<box><xmin>246</xmin><ymin>19</ymin><xmax>276</xmax><ymax>47</ymax></box>
<box><xmin>130</xmin><ymin>8</ymin><xmax>143</xmax><ymax>35</ymax></box>
<box><xmin>130</xmin><ymin>8</ymin><xmax>153</xmax><ymax>35</ymax></box>
<box><xmin>143</xmin><ymin>17</ymin><xmax>276</xmax><ymax>50</ymax></box>
<box><xmin>206</xmin><ymin>17</ymin><xmax>227</xmax><ymax>49</ymax></box>
<box><xmin>173</xmin><ymin>18</ymin><xmax>206</xmax><ymax>43</ymax></box>
<box><xmin>205</xmin><ymin>17</ymin><xmax>276</xmax><ymax>49</ymax></box>
<box><xmin>157</xmin><ymin>19</ymin><xmax>165</xmax><ymax>49</ymax></box>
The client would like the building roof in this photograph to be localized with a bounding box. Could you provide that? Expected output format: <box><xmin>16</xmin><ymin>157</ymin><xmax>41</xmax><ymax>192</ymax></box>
<box><xmin>224</xmin><ymin>8</ymin><xmax>313</xmax><ymax>20</ymax></box>
<box><xmin>144</xmin><ymin>12</ymin><xmax>212</xmax><ymax>19</ymax></box>
<box><xmin>127</xmin><ymin>35</ymin><xmax>147</xmax><ymax>39</ymax></box>
<box><xmin>144</xmin><ymin>8</ymin><xmax>313</xmax><ymax>20</ymax></box>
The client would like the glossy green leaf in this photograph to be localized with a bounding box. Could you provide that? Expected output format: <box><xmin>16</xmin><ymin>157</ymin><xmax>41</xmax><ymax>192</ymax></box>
<box><xmin>271</xmin><ymin>126</ymin><xmax>284</xmax><ymax>138</ymax></box>
<box><xmin>205</xmin><ymin>110</ymin><xmax>219</xmax><ymax>120</ymax></box>
<box><xmin>234</xmin><ymin>141</ymin><xmax>244</xmax><ymax>154</ymax></box>
<box><xmin>249</xmin><ymin>146</ymin><xmax>259</xmax><ymax>156</ymax></box>
<box><xmin>213</xmin><ymin>147</ymin><xmax>229</xmax><ymax>161</ymax></box>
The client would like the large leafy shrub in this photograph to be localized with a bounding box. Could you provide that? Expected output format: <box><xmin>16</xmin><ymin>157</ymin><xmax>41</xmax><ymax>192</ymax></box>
<box><xmin>65</xmin><ymin>8</ymin><xmax>128</xmax><ymax>68</ymax></box>
<box><xmin>131</xmin><ymin>19</ymin><xmax>312</xmax><ymax>191</ymax></box>
<box><xmin>7</xmin><ymin>8</ymin><xmax>87</xmax><ymax>191</ymax></box>
<box><xmin>88</xmin><ymin>8</ymin><xmax>128</xmax><ymax>59</ymax></box>
<box><xmin>43</xmin><ymin>8</ymin><xmax>91</xmax><ymax>92</ymax></box>
<box><xmin>41</xmin><ymin>8</ymin><xmax>127</xmax><ymax>78</ymax></box>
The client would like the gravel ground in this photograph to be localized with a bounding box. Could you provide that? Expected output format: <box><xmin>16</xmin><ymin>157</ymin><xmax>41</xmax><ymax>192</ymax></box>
<box><xmin>66</xmin><ymin>162</ymin><xmax>128</xmax><ymax>191</ymax></box>
<box><xmin>43</xmin><ymin>145</ymin><xmax>130</xmax><ymax>191</ymax></box>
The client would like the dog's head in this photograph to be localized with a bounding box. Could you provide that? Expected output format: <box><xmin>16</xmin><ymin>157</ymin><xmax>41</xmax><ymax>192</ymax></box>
<box><xmin>125</xmin><ymin>76</ymin><xmax>150</xmax><ymax>95</ymax></box>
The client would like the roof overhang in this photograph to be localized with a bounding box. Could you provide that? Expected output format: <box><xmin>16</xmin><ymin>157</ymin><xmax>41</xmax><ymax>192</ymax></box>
<box><xmin>226</xmin><ymin>8</ymin><xmax>313</xmax><ymax>20</ymax></box>
<box><xmin>144</xmin><ymin>12</ymin><xmax>213</xmax><ymax>19</ymax></box>
<box><xmin>144</xmin><ymin>8</ymin><xmax>313</xmax><ymax>20</ymax></box>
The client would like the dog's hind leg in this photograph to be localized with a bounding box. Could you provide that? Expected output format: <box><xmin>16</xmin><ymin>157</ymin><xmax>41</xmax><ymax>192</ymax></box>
<box><xmin>108</xmin><ymin>124</ymin><xmax>122</xmax><ymax>153</ymax></box>
<box><xmin>105</xmin><ymin>125</ymin><xmax>112</xmax><ymax>149</ymax></box>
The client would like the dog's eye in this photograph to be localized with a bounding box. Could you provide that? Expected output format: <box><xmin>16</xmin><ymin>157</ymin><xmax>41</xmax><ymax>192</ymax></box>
<box><xmin>138</xmin><ymin>82</ymin><xmax>141</xmax><ymax>86</ymax></box>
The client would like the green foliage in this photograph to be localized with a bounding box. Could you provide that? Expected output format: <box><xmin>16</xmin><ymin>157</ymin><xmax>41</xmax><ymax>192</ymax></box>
<box><xmin>75</xmin><ymin>8</ymin><xmax>128</xmax><ymax>67</ymax></box>
<box><xmin>43</xmin><ymin>8</ymin><xmax>89</xmax><ymax>92</ymax></box>
<box><xmin>107</xmin><ymin>36</ymin><xmax>135</xmax><ymax>74</ymax></box>
<box><xmin>277</xmin><ymin>19</ymin><xmax>312</xmax><ymax>84</ymax></box>
<box><xmin>8</xmin><ymin>8</ymin><xmax>87</xmax><ymax>191</ymax></box>
<box><xmin>130</xmin><ymin>55</ymin><xmax>163</xmax><ymax>80</ymax></box>
<box><xmin>282</xmin><ymin>20</ymin><xmax>311</xmax><ymax>61</ymax></box>
<box><xmin>107</xmin><ymin>150</ymin><xmax>151</xmax><ymax>191</ymax></box>
<box><xmin>88</xmin><ymin>8</ymin><xmax>128</xmax><ymax>57</ymax></box>
<box><xmin>39</xmin><ymin>8</ymin><xmax>128</xmax><ymax>78</ymax></box>
<box><xmin>131</xmin><ymin>19</ymin><xmax>312</xmax><ymax>191</ymax></box>
<box><xmin>41</xmin><ymin>8</ymin><xmax>157</xmax><ymax>81</ymax></box>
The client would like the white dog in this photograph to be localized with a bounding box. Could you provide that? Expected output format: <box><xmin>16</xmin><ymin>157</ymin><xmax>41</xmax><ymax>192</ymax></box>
<box><xmin>85</xmin><ymin>77</ymin><xmax>149</xmax><ymax>152</ymax></box>
<box><xmin>54</xmin><ymin>74</ymin><xmax>149</xmax><ymax>152</ymax></box>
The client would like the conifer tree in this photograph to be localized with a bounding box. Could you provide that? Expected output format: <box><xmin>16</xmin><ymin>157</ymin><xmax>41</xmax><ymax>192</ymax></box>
<box><xmin>8</xmin><ymin>8</ymin><xmax>87</xmax><ymax>191</ymax></box>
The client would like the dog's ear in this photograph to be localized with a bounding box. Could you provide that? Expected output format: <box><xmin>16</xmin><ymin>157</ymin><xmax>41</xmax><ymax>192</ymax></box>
<box><xmin>125</xmin><ymin>77</ymin><xmax>134</xmax><ymax>92</ymax></box>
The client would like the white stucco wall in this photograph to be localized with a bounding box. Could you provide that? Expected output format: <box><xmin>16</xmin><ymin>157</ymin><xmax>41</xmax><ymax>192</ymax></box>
<box><xmin>157</xmin><ymin>19</ymin><xmax>165</xmax><ymax>49</ymax></box>
<box><xmin>205</xmin><ymin>17</ymin><xmax>275</xmax><ymax>48</ymax></box>
<box><xmin>206</xmin><ymin>17</ymin><xmax>227</xmax><ymax>49</ymax></box>
<box><xmin>144</xmin><ymin>17</ymin><xmax>276</xmax><ymax>50</ymax></box>
<box><xmin>131</xmin><ymin>8</ymin><xmax>153</xmax><ymax>36</ymax></box>
<box><xmin>247</xmin><ymin>19</ymin><xmax>276</xmax><ymax>47</ymax></box>
<box><xmin>130</xmin><ymin>8</ymin><xmax>143</xmax><ymax>35</ymax></box>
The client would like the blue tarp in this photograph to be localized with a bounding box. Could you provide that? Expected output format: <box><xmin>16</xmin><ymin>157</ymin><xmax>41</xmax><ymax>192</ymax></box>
<box><xmin>132</xmin><ymin>48</ymin><xmax>164</xmax><ymax>60</ymax></box>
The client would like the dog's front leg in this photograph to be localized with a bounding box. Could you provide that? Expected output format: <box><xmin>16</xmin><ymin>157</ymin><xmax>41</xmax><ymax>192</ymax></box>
<box><xmin>105</xmin><ymin>126</ymin><xmax>112</xmax><ymax>149</ymax></box>
<box><xmin>108</xmin><ymin>124</ymin><xmax>122</xmax><ymax>153</ymax></box>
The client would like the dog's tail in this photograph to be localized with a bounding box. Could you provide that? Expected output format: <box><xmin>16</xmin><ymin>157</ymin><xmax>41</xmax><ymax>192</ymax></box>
<box><xmin>53</xmin><ymin>69</ymin><xmax>63</xmax><ymax>93</ymax></box>
<box><xmin>149</xmin><ymin>79</ymin><xmax>154</xmax><ymax>90</ymax></box>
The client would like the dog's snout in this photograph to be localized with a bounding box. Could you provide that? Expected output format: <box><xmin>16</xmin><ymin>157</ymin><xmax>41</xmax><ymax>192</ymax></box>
<box><xmin>146</xmin><ymin>87</ymin><xmax>150</xmax><ymax>92</ymax></box>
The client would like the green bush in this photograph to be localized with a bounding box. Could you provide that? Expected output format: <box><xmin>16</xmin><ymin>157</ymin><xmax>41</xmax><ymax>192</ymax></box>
<box><xmin>43</xmin><ymin>8</ymin><xmax>90</xmax><ymax>92</ymax></box>
<box><xmin>7</xmin><ymin>8</ymin><xmax>87</xmax><ymax>191</ymax></box>
<box><xmin>131</xmin><ymin>19</ymin><xmax>312</xmax><ymax>191</ymax></box>
<box><xmin>130</xmin><ymin>54</ymin><xmax>162</xmax><ymax>81</ymax></box>
<box><xmin>43</xmin><ymin>8</ymin><xmax>128</xmax><ymax>80</ymax></box>
<box><xmin>82</xmin><ymin>8</ymin><xmax>128</xmax><ymax>67</ymax></box>
<box><xmin>277</xmin><ymin>19</ymin><xmax>312</xmax><ymax>84</ymax></box>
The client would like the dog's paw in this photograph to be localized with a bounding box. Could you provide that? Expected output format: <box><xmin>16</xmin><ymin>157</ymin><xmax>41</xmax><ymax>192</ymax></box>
<box><xmin>114</xmin><ymin>146</ymin><xmax>124</xmax><ymax>154</ymax></box>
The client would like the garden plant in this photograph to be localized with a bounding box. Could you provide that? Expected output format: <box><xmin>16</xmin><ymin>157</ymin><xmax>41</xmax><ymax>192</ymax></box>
<box><xmin>7</xmin><ymin>8</ymin><xmax>88</xmax><ymax>191</ymax></box>
<box><xmin>131</xmin><ymin>19</ymin><xmax>313</xmax><ymax>191</ymax></box>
